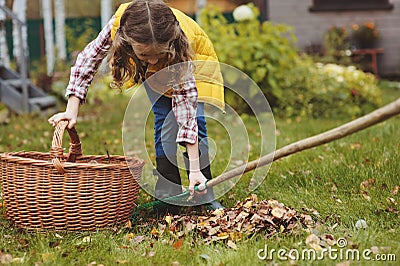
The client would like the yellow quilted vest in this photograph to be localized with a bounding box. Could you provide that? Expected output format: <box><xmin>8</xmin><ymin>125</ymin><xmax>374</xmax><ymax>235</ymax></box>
<box><xmin>111</xmin><ymin>3</ymin><xmax>225</xmax><ymax>110</ymax></box>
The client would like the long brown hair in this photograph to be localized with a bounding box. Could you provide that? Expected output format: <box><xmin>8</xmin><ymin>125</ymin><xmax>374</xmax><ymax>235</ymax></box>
<box><xmin>109</xmin><ymin>0</ymin><xmax>193</xmax><ymax>89</ymax></box>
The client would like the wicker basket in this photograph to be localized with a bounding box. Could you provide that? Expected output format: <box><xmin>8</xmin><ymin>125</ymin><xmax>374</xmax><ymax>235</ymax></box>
<box><xmin>0</xmin><ymin>120</ymin><xmax>144</xmax><ymax>231</ymax></box>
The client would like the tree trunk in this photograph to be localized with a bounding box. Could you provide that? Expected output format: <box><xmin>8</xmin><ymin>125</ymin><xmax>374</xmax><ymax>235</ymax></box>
<box><xmin>101</xmin><ymin>0</ymin><xmax>112</xmax><ymax>28</ymax></box>
<box><xmin>12</xmin><ymin>0</ymin><xmax>28</xmax><ymax>72</ymax></box>
<box><xmin>0</xmin><ymin>0</ymin><xmax>10</xmax><ymax>67</ymax></box>
<box><xmin>54</xmin><ymin>0</ymin><xmax>66</xmax><ymax>61</ymax></box>
<box><xmin>41</xmin><ymin>0</ymin><xmax>54</xmax><ymax>75</ymax></box>
<box><xmin>196</xmin><ymin>0</ymin><xmax>207</xmax><ymax>24</ymax></box>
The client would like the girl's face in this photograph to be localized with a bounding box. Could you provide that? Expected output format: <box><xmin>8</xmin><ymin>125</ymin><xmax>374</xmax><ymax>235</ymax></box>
<box><xmin>133</xmin><ymin>43</ymin><xmax>169</xmax><ymax>65</ymax></box>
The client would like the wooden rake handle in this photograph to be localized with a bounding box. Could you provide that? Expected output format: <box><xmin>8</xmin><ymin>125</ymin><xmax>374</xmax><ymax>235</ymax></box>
<box><xmin>206</xmin><ymin>98</ymin><xmax>400</xmax><ymax>189</ymax></box>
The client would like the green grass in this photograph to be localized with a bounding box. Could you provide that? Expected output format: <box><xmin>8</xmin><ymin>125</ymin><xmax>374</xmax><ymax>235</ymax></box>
<box><xmin>0</xmin><ymin>85</ymin><xmax>399</xmax><ymax>265</ymax></box>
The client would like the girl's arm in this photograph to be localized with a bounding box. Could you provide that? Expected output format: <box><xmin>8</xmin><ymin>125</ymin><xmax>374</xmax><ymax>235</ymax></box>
<box><xmin>186</xmin><ymin>140</ymin><xmax>207</xmax><ymax>196</ymax></box>
<box><xmin>65</xmin><ymin>17</ymin><xmax>114</xmax><ymax>103</ymax></box>
<box><xmin>49</xmin><ymin>17</ymin><xmax>114</xmax><ymax>128</ymax></box>
<box><xmin>171</xmin><ymin>73</ymin><xmax>207</xmax><ymax>195</ymax></box>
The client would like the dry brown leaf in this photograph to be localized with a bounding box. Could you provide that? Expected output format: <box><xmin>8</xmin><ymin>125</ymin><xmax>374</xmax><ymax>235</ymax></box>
<box><xmin>172</xmin><ymin>238</ymin><xmax>184</xmax><ymax>250</ymax></box>
<box><xmin>360</xmin><ymin>178</ymin><xmax>375</xmax><ymax>189</ymax></box>
<box><xmin>133</xmin><ymin>235</ymin><xmax>146</xmax><ymax>245</ymax></box>
<box><xmin>362</xmin><ymin>191</ymin><xmax>371</xmax><ymax>201</ymax></box>
<box><xmin>212</xmin><ymin>208</ymin><xmax>225</xmax><ymax>217</ymax></box>
<box><xmin>229</xmin><ymin>232</ymin><xmax>242</xmax><ymax>241</ymax></box>
<box><xmin>387</xmin><ymin>197</ymin><xmax>397</xmax><ymax>205</ymax></box>
<box><xmin>320</xmin><ymin>234</ymin><xmax>336</xmax><ymax>246</ymax></box>
<box><xmin>165</xmin><ymin>215</ymin><xmax>172</xmax><ymax>225</ymax></box>
<box><xmin>0</xmin><ymin>253</ymin><xmax>13</xmax><ymax>264</ymax></box>
<box><xmin>390</xmin><ymin>185</ymin><xmax>399</xmax><ymax>195</ymax></box>
<box><xmin>151</xmin><ymin>227</ymin><xmax>160</xmax><ymax>237</ymax></box>
<box><xmin>208</xmin><ymin>226</ymin><xmax>220</xmax><ymax>236</ymax></box>
<box><xmin>217</xmin><ymin>232</ymin><xmax>229</xmax><ymax>240</ymax></box>
<box><xmin>243</xmin><ymin>200</ymin><xmax>253</xmax><ymax>209</ymax></box>
<box><xmin>126</xmin><ymin>233</ymin><xmax>135</xmax><ymax>241</ymax></box>
<box><xmin>139</xmin><ymin>196</ymin><xmax>316</xmax><ymax>244</ymax></box>
<box><xmin>41</xmin><ymin>253</ymin><xmax>55</xmax><ymax>263</ymax></box>
<box><xmin>271</xmin><ymin>207</ymin><xmax>286</xmax><ymax>219</ymax></box>
<box><xmin>306</xmin><ymin>234</ymin><xmax>322</xmax><ymax>250</ymax></box>
<box><xmin>227</xmin><ymin>240</ymin><xmax>238</xmax><ymax>250</ymax></box>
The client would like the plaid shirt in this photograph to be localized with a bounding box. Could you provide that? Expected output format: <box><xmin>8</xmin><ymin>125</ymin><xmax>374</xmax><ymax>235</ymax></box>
<box><xmin>66</xmin><ymin>17</ymin><xmax>198</xmax><ymax>144</ymax></box>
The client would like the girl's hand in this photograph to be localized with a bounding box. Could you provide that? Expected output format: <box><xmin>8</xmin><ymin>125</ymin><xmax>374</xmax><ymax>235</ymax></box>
<box><xmin>48</xmin><ymin>96</ymin><xmax>80</xmax><ymax>129</ymax></box>
<box><xmin>188</xmin><ymin>171</ymin><xmax>208</xmax><ymax>196</ymax></box>
<box><xmin>48</xmin><ymin>111</ymin><xmax>77</xmax><ymax>129</ymax></box>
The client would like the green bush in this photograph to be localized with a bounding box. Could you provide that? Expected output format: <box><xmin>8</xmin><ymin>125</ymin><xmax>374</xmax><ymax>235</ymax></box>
<box><xmin>65</xmin><ymin>19</ymin><xmax>100</xmax><ymax>56</ymax></box>
<box><xmin>280</xmin><ymin>61</ymin><xmax>382</xmax><ymax>118</ymax></box>
<box><xmin>321</xmin><ymin>26</ymin><xmax>352</xmax><ymax>66</ymax></box>
<box><xmin>200</xmin><ymin>4</ymin><xmax>382</xmax><ymax>118</ymax></box>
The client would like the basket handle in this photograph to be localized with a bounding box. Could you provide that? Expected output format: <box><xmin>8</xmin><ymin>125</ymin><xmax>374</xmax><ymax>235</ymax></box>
<box><xmin>50</xmin><ymin>120</ymin><xmax>82</xmax><ymax>173</ymax></box>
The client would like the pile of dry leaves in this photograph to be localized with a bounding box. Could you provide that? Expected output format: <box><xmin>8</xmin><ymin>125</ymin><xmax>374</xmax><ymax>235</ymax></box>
<box><xmin>135</xmin><ymin>194</ymin><xmax>316</xmax><ymax>245</ymax></box>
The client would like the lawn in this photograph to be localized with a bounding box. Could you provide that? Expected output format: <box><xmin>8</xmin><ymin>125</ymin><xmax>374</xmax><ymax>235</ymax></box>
<box><xmin>0</xmin><ymin>82</ymin><xmax>399</xmax><ymax>265</ymax></box>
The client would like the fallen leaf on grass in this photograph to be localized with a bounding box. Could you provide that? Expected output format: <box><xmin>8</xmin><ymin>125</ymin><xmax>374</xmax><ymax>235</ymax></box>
<box><xmin>165</xmin><ymin>215</ymin><xmax>172</xmax><ymax>225</ymax></box>
<box><xmin>133</xmin><ymin>235</ymin><xmax>146</xmax><ymax>245</ymax></box>
<box><xmin>386</xmin><ymin>206</ymin><xmax>398</xmax><ymax>214</ymax></box>
<box><xmin>306</xmin><ymin>234</ymin><xmax>322</xmax><ymax>250</ymax></box>
<box><xmin>320</xmin><ymin>234</ymin><xmax>336</xmax><ymax>246</ymax></box>
<box><xmin>227</xmin><ymin>240</ymin><xmax>238</xmax><ymax>250</ymax></box>
<box><xmin>360</xmin><ymin>178</ymin><xmax>375</xmax><ymax>189</ymax></box>
<box><xmin>200</xmin><ymin>254</ymin><xmax>211</xmax><ymax>260</ymax></box>
<box><xmin>12</xmin><ymin>257</ymin><xmax>24</xmax><ymax>263</ymax></box>
<box><xmin>172</xmin><ymin>238</ymin><xmax>184</xmax><ymax>250</ymax></box>
<box><xmin>361</xmin><ymin>191</ymin><xmax>371</xmax><ymax>201</ymax></box>
<box><xmin>82</xmin><ymin>236</ymin><xmax>92</xmax><ymax>243</ymax></box>
<box><xmin>387</xmin><ymin>197</ymin><xmax>397</xmax><ymax>205</ymax></box>
<box><xmin>370</xmin><ymin>246</ymin><xmax>379</xmax><ymax>254</ymax></box>
<box><xmin>41</xmin><ymin>253</ymin><xmax>55</xmax><ymax>262</ymax></box>
<box><xmin>151</xmin><ymin>227</ymin><xmax>160</xmax><ymax>237</ymax></box>
<box><xmin>207</xmin><ymin>226</ymin><xmax>220</xmax><ymax>236</ymax></box>
<box><xmin>390</xmin><ymin>185</ymin><xmax>399</xmax><ymax>195</ymax></box>
<box><xmin>217</xmin><ymin>232</ymin><xmax>229</xmax><ymax>240</ymax></box>
<box><xmin>350</xmin><ymin>143</ymin><xmax>362</xmax><ymax>150</ymax></box>
<box><xmin>135</xmin><ymin>194</ymin><xmax>316</xmax><ymax>244</ymax></box>
<box><xmin>0</xmin><ymin>253</ymin><xmax>13</xmax><ymax>264</ymax></box>
<box><xmin>126</xmin><ymin>233</ymin><xmax>135</xmax><ymax>241</ymax></box>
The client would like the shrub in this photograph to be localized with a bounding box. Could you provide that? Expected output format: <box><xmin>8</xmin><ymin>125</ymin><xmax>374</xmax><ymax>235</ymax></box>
<box><xmin>322</xmin><ymin>26</ymin><xmax>352</xmax><ymax>66</ymax></box>
<box><xmin>200</xmin><ymin>4</ymin><xmax>382</xmax><ymax>118</ymax></box>
<box><xmin>351</xmin><ymin>21</ymin><xmax>380</xmax><ymax>49</ymax></box>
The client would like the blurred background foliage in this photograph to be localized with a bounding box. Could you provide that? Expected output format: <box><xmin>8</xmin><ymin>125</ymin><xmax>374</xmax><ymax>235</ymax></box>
<box><xmin>17</xmin><ymin>2</ymin><xmax>386</xmax><ymax>120</ymax></box>
<box><xmin>199</xmin><ymin>3</ymin><xmax>382</xmax><ymax>119</ymax></box>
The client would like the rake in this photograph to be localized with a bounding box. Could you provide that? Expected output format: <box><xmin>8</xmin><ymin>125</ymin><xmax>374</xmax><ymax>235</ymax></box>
<box><xmin>131</xmin><ymin>98</ymin><xmax>400</xmax><ymax>222</ymax></box>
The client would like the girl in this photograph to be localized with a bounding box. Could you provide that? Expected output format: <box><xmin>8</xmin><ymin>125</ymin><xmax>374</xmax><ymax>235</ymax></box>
<box><xmin>48</xmin><ymin>0</ymin><xmax>224</xmax><ymax>213</ymax></box>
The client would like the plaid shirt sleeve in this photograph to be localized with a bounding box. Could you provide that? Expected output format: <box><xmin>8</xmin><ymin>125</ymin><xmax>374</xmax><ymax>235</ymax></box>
<box><xmin>172</xmin><ymin>73</ymin><xmax>198</xmax><ymax>144</ymax></box>
<box><xmin>65</xmin><ymin>17</ymin><xmax>114</xmax><ymax>103</ymax></box>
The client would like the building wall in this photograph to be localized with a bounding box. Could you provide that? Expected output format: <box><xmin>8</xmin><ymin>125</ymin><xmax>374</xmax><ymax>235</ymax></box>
<box><xmin>167</xmin><ymin>0</ymin><xmax>241</xmax><ymax>14</ymax></box>
<box><xmin>268</xmin><ymin>0</ymin><xmax>400</xmax><ymax>75</ymax></box>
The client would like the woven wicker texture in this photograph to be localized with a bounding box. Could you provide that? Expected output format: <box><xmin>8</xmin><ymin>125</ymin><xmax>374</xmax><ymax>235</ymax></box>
<box><xmin>0</xmin><ymin>121</ymin><xmax>144</xmax><ymax>231</ymax></box>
